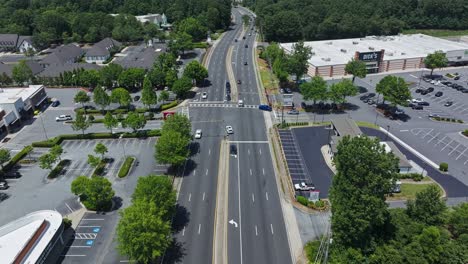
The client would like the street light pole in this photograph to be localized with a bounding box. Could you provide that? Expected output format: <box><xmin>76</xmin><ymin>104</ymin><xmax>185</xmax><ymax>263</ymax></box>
<box><xmin>385</xmin><ymin>125</ymin><xmax>390</xmax><ymax>141</ymax></box>
<box><xmin>119</xmin><ymin>134</ymin><xmax>127</xmax><ymax>159</ymax></box>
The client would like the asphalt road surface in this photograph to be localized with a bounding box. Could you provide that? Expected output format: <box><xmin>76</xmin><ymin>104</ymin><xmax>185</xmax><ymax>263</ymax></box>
<box><xmin>167</xmin><ymin>7</ymin><xmax>292</xmax><ymax>264</ymax></box>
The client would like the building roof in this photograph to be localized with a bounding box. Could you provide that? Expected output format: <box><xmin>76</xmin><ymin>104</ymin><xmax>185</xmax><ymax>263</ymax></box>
<box><xmin>16</xmin><ymin>36</ymin><xmax>33</xmax><ymax>47</ymax></box>
<box><xmin>0</xmin><ymin>61</ymin><xmax>44</xmax><ymax>77</ymax></box>
<box><xmin>331</xmin><ymin>118</ymin><xmax>362</xmax><ymax>137</ymax></box>
<box><xmin>40</xmin><ymin>44</ymin><xmax>83</xmax><ymax>65</ymax></box>
<box><xmin>0</xmin><ymin>34</ymin><xmax>19</xmax><ymax>48</ymax></box>
<box><xmin>85</xmin><ymin>38</ymin><xmax>122</xmax><ymax>57</ymax></box>
<box><xmin>38</xmin><ymin>63</ymin><xmax>101</xmax><ymax>78</ymax></box>
<box><xmin>280</xmin><ymin>34</ymin><xmax>468</xmax><ymax>67</ymax></box>
<box><xmin>114</xmin><ymin>44</ymin><xmax>165</xmax><ymax>69</ymax></box>
<box><xmin>0</xmin><ymin>210</ymin><xmax>62</xmax><ymax>264</ymax></box>
<box><xmin>0</xmin><ymin>85</ymin><xmax>46</xmax><ymax>104</ymax></box>
<box><xmin>381</xmin><ymin>141</ymin><xmax>412</xmax><ymax>168</ymax></box>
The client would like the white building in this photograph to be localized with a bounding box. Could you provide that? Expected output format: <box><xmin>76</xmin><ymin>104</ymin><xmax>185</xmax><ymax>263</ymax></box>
<box><xmin>0</xmin><ymin>210</ymin><xmax>63</xmax><ymax>264</ymax></box>
<box><xmin>280</xmin><ymin>34</ymin><xmax>468</xmax><ymax>78</ymax></box>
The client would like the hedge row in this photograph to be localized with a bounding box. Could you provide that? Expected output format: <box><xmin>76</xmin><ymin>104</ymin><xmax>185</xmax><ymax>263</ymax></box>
<box><xmin>32</xmin><ymin>129</ymin><xmax>162</xmax><ymax>148</ymax></box>
<box><xmin>296</xmin><ymin>196</ymin><xmax>329</xmax><ymax>210</ymax></box>
<box><xmin>75</xmin><ymin>101</ymin><xmax>179</xmax><ymax>115</ymax></box>
<box><xmin>2</xmin><ymin>145</ymin><xmax>34</xmax><ymax>172</ymax></box>
<box><xmin>118</xmin><ymin>156</ymin><xmax>135</xmax><ymax>178</ymax></box>
<box><xmin>48</xmin><ymin>159</ymin><xmax>71</xmax><ymax>179</ymax></box>
<box><xmin>432</xmin><ymin>116</ymin><xmax>463</xmax><ymax>123</ymax></box>
<box><xmin>161</xmin><ymin>101</ymin><xmax>179</xmax><ymax>111</ymax></box>
<box><xmin>398</xmin><ymin>173</ymin><xmax>424</xmax><ymax>182</ymax></box>
<box><xmin>462</xmin><ymin>129</ymin><xmax>468</xmax><ymax>137</ymax></box>
<box><xmin>278</xmin><ymin>122</ymin><xmax>309</xmax><ymax>128</ymax></box>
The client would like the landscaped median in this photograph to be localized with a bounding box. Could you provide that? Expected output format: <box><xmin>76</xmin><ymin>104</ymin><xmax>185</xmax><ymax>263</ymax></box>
<box><xmin>32</xmin><ymin>129</ymin><xmax>161</xmax><ymax>148</ymax></box>
<box><xmin>118</xmin><ymin>156</ymin><xmax>135</xmax><ymax>178</ymax></box>
<box><xmin>1</xmin><ymin>145</ymin><xmax>33</xmax><ymax>173</ymax></box>
<box><xmin>74</xmin><ymin>100</ymin><xmax>179</xmax><ymax>116</ymax></box>
<box><xmin>48</xmin><ymin>159</ymin><xmax>71</xmax><ymax>179</ymax></box>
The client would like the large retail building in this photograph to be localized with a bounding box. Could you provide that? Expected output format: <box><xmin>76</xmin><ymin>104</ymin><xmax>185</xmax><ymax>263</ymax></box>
<box><xmin>280</xmin><ymin>34</ymin><xmax>468</xmax><ymax>78</ymax></box>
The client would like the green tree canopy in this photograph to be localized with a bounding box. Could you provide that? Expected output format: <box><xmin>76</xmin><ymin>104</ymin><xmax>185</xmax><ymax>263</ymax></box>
<box><xmin>0</xmin><ymin>148</ymin><xmax>11</xmax><ymax>170</ymax></box>
<box><xmin>100</xmin><ymin>63</ymin><xmax>123</xmax><ymax>89</ymax></box>
<box><xmin>71</xmin><ymin>111</ymin><xmax>91</xmax><ymax>135</ymax></box>
<box><xmin>12</xmin><ymin>60</ymin><xmax>33</xmax><ymax>86</ymax></box>
<box><xmin>330</xmin><ymin>136</ymin><xmax>399</xmax><ymax>250</ymax></box>
<box><xmin>183</xmin><ymin>60</ymin><xmax>208</xmax><ymax>85</ymax></box>
<box><xmin>406</xmin><ymin>184</ymin><xmax>447</xmax><ymax>226</ymax></box>
<box><xmin>345</xmin><ymin>58</ymin><xmax>367</xmax><ymax>83</ymax></box>
<box><xmin>79</xmin><ymin>69</ymin><xmax>100</xmax><ymax>88</ymax></box>
<box><xmin>38</xmin><ymin>153</ymin><xmax>57</xmax><ymax>171</ymax></box>
<box><xmin>169</xmin><ymin>32</ymin><xmax>193</xmax><ymax>55</ymax></box>
<box><xmin>111</xmin><ymin>88</ymin><xmax>132</xmax><ymax>108</ymax></box>
<box><xmin>159</xmin><ymin>90</ymin><xmax>170</xmax><ymax>104</ymax></box>
<box><xmin>87</xmin><ymin>154</ymin><xmax>101</xmax><ymax>168</ymax></box>
<box><xmin>300</xmin><ymin>76</ymin><xmax>328</xmax><ymax>105</ymax></box>
<box><xmin>141</xmin><ymin>77</ymin><xmax>157</xmax><ymax>108</ymax></box>
<box><xmin>74</xmin><ymin>90</ymin><xmax>91</xmax><ymax>109</ymax></box>
<box><xmin>93</xmin><ymin>86</ymin><xmax>110</xmax><ymax>110</ymax></box>
<box><xmin>176</xmin><ymin>17</ymin><xmax>207</xmax><ymax>42</ymax></box>
<box><xmin>449</xmin><ymin>203</ymin><xmax>468</xmax><ymax>237</ymax></box>
<box><xmin>132</xmin><ymin>175</ymin><xmax>176</xmax><ymax>220</ymax></box>
<box><xmin>285</xmin><ymin>41</ymin><xmax>312</xmax><ymax>83</ymax></box>
<box><xmin>103</xmin><ymin>112</ymin><xmax>118</xmax><ymax>133</ymax></box>
<box><xmin>171</xmin><ymin>76</ymin><xmax>192</xmax><ymax>98</ymax></box>
<box><xmin>334</xmin><ymin>78</ymin><xmax>358</xmax><ymax>103</ymax></box>
<box><xmin>71</xmin><ymin>176</ymin><xmax>115</xmax><ymax>211</ymax></box>
<box><xmin>50</xmin><ymin>145</ymin><xmax>63</xmax><ymax>161</ymax></box>
<box><xmin>161</xmin><ymin>113</ymin><xmax>192</xmax><ymax>140</ymax></box>
<box><xmin>94</xmin><ymin>143</ymin><xmax>108</xmax><ymax>159</ymax></box>
<box><xmin>118</xmin><ymin>68</ymin><xmax>146</xmax><ymax>91</ymax></box>
<box><xmin>155</xmin><ymin>131</ymin><xmax>190</xmax><ymax>167</ymax></box>
<box><xmin>122</xmin><ymin>111</ymin><xmax>147</xmax><ymax>132</ymax></box>
<box><xmin>376</xmin><ymin>75</ymin><xmax>411</xmax><ymax>107</ymax></box>
<box><xmin>424</xmin><ymin>51</ymin><xmax>448</xmax><ymax>77</ymax></box>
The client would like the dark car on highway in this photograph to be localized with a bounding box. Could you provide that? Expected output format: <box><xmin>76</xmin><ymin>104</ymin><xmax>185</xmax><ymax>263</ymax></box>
<box><xmin>258</xmin><ymin>105</ymin><xmax>272</xmax><ymax>111</ymax></box>
<box><xmin>245</xmin><ymin>44</ymin><xmax>248</xmax><ymax>48</ymax></box>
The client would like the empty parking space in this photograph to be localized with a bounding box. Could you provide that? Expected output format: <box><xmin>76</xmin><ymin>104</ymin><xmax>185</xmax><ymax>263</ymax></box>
<box><xmin>410</xmin><ymin>128</ymin><xmax>468</xmax><ymax>165</ymax></box>
<box><xmin>278</xmin><ymin>130</ymin><xmax>310</xmax><ymax>184</ymax></box>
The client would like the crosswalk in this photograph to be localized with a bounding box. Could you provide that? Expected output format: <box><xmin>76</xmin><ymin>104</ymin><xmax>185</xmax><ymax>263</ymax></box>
<box><xmin>189</xmin><ymin>103</ymin><xmax>258</xmax><ymax>108</ymax></box>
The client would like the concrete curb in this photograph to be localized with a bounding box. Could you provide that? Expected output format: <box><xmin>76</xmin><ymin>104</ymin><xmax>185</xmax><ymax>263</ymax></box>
<box><xmin>226</xmin><ymin>46</ymin><xmax>239</xmax><ymax>102</ymax></box>
<box><xmin>64</xmin><ymin>207</ymin><xmax>87</xmax><ymax>229</ymax></box>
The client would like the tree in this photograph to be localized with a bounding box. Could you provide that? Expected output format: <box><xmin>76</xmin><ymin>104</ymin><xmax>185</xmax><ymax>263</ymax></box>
<box><xmin>334</xmin><ymin>79</ymin><xmax>358</xmax><ymax>103</ymax></box>
<box><xmin>148</xmin><ymin>67</ymin><xmax>166</xmax><ymax>88</ymax></box>
<box><xmin>242</xmin><ymin>15</ymin><xmax>250</xmax><ymax>27</ymax></box>
<box><xmin>161</xmin><ymin>113</ymin><xmax>192</xmax><ymax>140</ymax></box>
<box><xmin>79</xmin><ymin>69</ymin><xmax>100</xmax><ymax>88</ymax></box>
<box><xmin>159</xmin><ymin>90</ymin><xmax>169</xmax><ymax>104</ymax></box>
<box><xmin>118</xmin><ymin>68</ymin><xmax>146</xmax><ymax>91</ymax></box>
<box><xmin>12</xmin><ymin>60</ymin><xmax>33</xmax><ymax>86</ymax></box>
<box><xmin>172</xmin><ymin>77</ymin><xmax>192</xmax><ymax>98</ymax></box>
<box><xmin>329</xmin><ymin>136</ymin><xmax>399</xmax><ymax>250</ymax></box>
<box><xmin>132</xmin><ymin>175</ymin><xmax>176</xmax><ymax>220</ymax></box>
<box><xmin>0</xmin><ymin>148</ymin><xmax>11</xmax><ymax>170</ymax></box>
<box><xmin>424</xmin><ymin>51</ymin><xmax>448</xmax><ymax>77</ymax></box>
<box><xmin>406</xmin><ymin>185</ymin><xmax>447</xmax><ymax>226</ymax></box>
<box><xmin>155</xmin><ymin>131</ymin><xmax>190</xmax><ymax>167</ymax></box>
<box><xmin>285</xmin><ymin>41</ymin><xmax>313</xmax><ymax>83</ymax></box>
<box><xmin>71</xmin><ymin>112</ymin><xmax>91</xmax><ymax>135</ymax></box>
<box><xmin>328</xmin><ymin>83</ymin><xmax>346</xmax><ymax>106</ymax></box>
<box><xmin>111</xmin><ymin>88</ymin><xmax>132</xmax><ymax>108</ymax></box>
<box><xmin>176</xmin><ymin>17</ymin><xmax>207</xmax><ymax>42</ymax></box>
<box><xmin>123</xmin><ymin>112</ymin><xmax>147</xmax><ymax>133</ymax></box>
<box><xmin>116</xmin><ymin>199</ymin><xmax>172</xmax><ymax>263</ymax></box>
<box><xmin>87</xmin><ymin>154</ymin><xmax>101</xmax><ymax>168</ymax></box>
<box><xmin>449</xmin><ymin>203</ymin><xmax>468</xmax><ymax>237</ymax></box>
<box><xmin>100</xmin><ymin>63</ymin><xmax>123</xmax><ymax>89</ymax></box>
<box><xmin>103</xmin><ymin>112</ymin><xmax>118</xmax><ymax>133</ymax></box>
<box><xmin>345</xmin><ymin>58</ymin><xmax>367</xmax><ymax>83</ymax></box>
<box><xmin>94</xmin><ymin>143</ymin><xmax>108</xmax><ymax>159</ymax></box>
<box><xmin>141</xmin><ymin>78</ymin><xmax>157</xmax><ymax>108</ymax></box>
<box><xmin>74</xmin><ymin>90</ymin><xmax>91</xmax><ymax>110</ymax></box>
<box><xmin>376</xmin><ymin>75</ymin><xmax>411</xmax><ymax>107</ymax></box>
<box><xmin>71</xmin><ymin>176</ymin><xmax>115</xmax><ymax>211</ymax></box>
<box><xmin>93</xmin><ymin>86</ymin><xmax>110</xmax><ymax>110</ymax></box>
<box><xmin>38</xmin><ymin>153</ymin><xmax>57</xmax><ymax>171</ymax></box>
<box><xmin>50</xmin><ymin>145</ymin><xmax>63</xmax><ymax>161</ymax></box>
<box><xmin>300</xmin><ymin>76</ymin><xmax>328</xmax><ymax>105</ymax></box>
<box><xmin>183</xmin><ymin>60</ymin><xmax>208</xmax><ymax>85</ymax></box>
<box><xmin>169</xmin><ymin>32</ymin><xmax>193</xmax><ymax>55</ymax></box>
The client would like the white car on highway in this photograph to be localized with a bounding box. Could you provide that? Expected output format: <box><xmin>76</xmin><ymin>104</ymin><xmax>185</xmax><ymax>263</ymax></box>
<box><xmin>194</xmin><ymin>129</ymin><xmax>202</xmax><ymax>139</ymax></box>
<box><xmin>56</xmin><ymin>115</ymin><xmax>72</xmax><ymax>121</ymax></box>
<box><xmin>226</xmin><ymin>125</ymin><xmax>234</xmax><ymax>134</ymax></box>
<box><xmin>201</xmin><ymin>92</ymin><xmax>208</xmax><ymax>99</ymax></box>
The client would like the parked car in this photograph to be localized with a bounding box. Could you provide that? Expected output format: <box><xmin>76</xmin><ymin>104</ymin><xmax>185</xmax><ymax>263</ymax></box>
<box><xmin>411</xmin><ymin>98</ymin><xmax>424</xmax><ymax>103</ymax></box>
<box><xmin>242</xmin><ymin>36</ymin><xmax>246</xmax><ymax>39</ymax></box>
<box><xmin>194</xmin><ymin>129</ymin><xmax>202</xmax><ymax>139</ymax></box>
<box><xmin>245</xmin><ymin>44</ymin><xmax>248</xmax><ymax>48</ymax></box>
<box><xmin>287</xmin><ymin>109</ymin><xmax>299</xmax><ymax>115</ymax></box>
<box><xmin>134</xmin><ymin>95</ymin><xmax>141</xmax><ymax>102</ymax></box>
<box><xmin>367</xmin><ymin>99</ymin><xmax>376</xmax><ymax>105</ymax></box>
<box><xmin>0</xmin><ymin>181</ymin><xmax>8</xmax><ymax>190</ymax></box>
<box><xmin>421</xmin><ymin>90</ymin><xmax>429</xmax><ymax>95</ymax></box>
<box><xmin>234</xmin><ymin>39</ymin><xmax>237</xmax><ymax>42</ymax></box>
<box><xmin>426</xmin><ymin>87</ymin><xmax>434</xmax><ymax>93</ymax></box>
<box><xmin>238</xmin><ymin>100</ymin><xmax>244</xmax><ymax>107</ymax></box>
<box><xmin>454</xmin><ymin>76</ymin><xmax>461</xmax><ymax>80</ymax></box>
<box><xmin>435</xmin><ymin>91</ymin><xmax>443</xmax><ymax>97</ymax></box>
<box><xmin>412</xmin><ymin>104</ymin><xmax>423</xmax><ymax>110</ymax></box>
<box><xmin>226</xmin><ymin>81</ymin><xmax>231</xmax><ymax>88</ymax></box>
<box><xmin>461</xmin><ymin>89</ymin><xmax>468</xmax><ymax>93</ymax></box>
<box><xmin>244</xmin><ymin>61</ymin><xmax>248</xmax><ymax>65</ymax></box>
<box><xmin>284</xmin><ymin>88</ymin><xmax>292</xmax><ymax>94</ymax></box>
<box><xmin>56</xmin><ymin>115</ymin><xmax>72</xmax><ymax>121</ymax></box>
<box><xmin>258</xmin><ymin>105</ymin><xmax>272</xmax><ymax>111</ymax></box>
<box><xmin>237</xmin><ymin>79</ymin><xmax>241</xmax><ymax>84</ymax></box>
<box><xmin>225</xmin><ymin>94</ymin><xmax>231</xmax><ymax>101</ymax></box>
<box><xmin>51</xmin><ymin>98</ymin><xmax>60</xmax><ymax>107</ymax></box>
<box><xmin>415</xmin><ymin>88</ymin><xmax>423</xmax><ymax>93</ymax></box>
<box><xmin>280</xmin><ymin>88</ymin><xmax>285</xmax><ymax>94</ymax></box>
<box><xmin>428</xmin><ymin>113</ymin><xmax>440</xmax><ymax>118</ymax></box>
<box><xmin>201</xmin><ymin>92</ymin><xmax>208</xmax><ymax>99</ymax></box>
<box><xmin>444</xmin><ymin>101</ymin><xmax>453</xmax><ymax>107</ymax></box>
<box><xmin>418</xmin><ymin>101</ymin><xmax>430</xmax><ymax>106</ymax></box>
<box><xmin>301</xmin><ymin>102</ymin><xmax>307</xmax><ymax>109</ymax></box>
<box><xmin>294</xmin><ymin>182</ymin><xmax>315</xmax><ymax>191</ymax></box>
<box><xmin>423</xmin><ymin>78</ymin><xmax>431</xmax><ymax>82</ymax></box>
<box><xmin>226</xmin><ymin>125</ymin><xmax>234</xmax><ymax>134</ymax></box>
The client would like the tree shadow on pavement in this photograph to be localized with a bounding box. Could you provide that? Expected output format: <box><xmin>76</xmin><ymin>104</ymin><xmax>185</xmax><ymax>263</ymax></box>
<box><xmin>172</xmin><ymin>204</ymin><xmax>190</xmax><ymax>233</ymax></box>
<box><xmin>189</xmin><ymin>142</ymin><xmax>200</xmax><ymax>157</ymax></box>
<box><xmin>161</xmin><ymin>239</ymin><xmax>185</xmax><ymax>264</ymax></box>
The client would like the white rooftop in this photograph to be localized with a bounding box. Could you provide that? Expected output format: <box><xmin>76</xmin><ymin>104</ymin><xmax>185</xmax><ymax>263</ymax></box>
<box><xmin>280</xmin><ymin>34</ymin><xmax>468</xmax><ymax>66</ymax></box>
<box><xmin>0</xmin><ymin>210</ymin><xmax>62</xmax><ymax>264</ymax></box>
<box><xmin>0</xmin><ymin>85</ymin><xmax>44</xmax><ymax>104</ymax></box>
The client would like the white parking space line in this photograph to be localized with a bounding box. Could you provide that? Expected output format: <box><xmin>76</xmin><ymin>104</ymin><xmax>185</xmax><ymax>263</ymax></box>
<box><xmin>448</xmin><ymin>144</ymin><xmax>461</xmax><ymax>155</ymax></box>
<box><xmin>456</xmin><ymin>148</ymin><xmax>468</xmax><ymax>160</ymax></box>
<box><xmin>427</xmin><ymin>132</ymin><xmax>440</xmax><ymax>143</ymax></box>
<box><xmin>420</xmin><ymin>129</ymin><xmax>434</xmax><ymax>139</ymax></box>
<box><xmin>441</xmin><ymin>139</ymin><xmax>454</xmax><ymax>151</ymax></box>
<box><xmin>434</xmin><ymin>135</ymin><xmax>448</xmax><ymax>147</ymax></box>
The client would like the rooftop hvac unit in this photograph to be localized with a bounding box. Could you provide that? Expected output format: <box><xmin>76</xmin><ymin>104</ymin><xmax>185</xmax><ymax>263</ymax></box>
<box><xmin>352</xmin><ymin>41</ymin><xmax>359</xmax><ymax>45</ymax></box>
<box><xmin>322</xmin><ymin>57</ymin><xmax>331</xmax><ymax>61</ymax></box>
<box><xmin>401</xmin><ymin>52</ymin><xmax>406</xmax><ymax>55</ymax></box>
<box><xmin>340</xmin><ymin>49</ymin><xmax>347</xmax><ymax>53</ymax></box>
<box><xmin>325</xmin><ymin>41</ymin><xmax>333</xmax><ymax>45</ymax></box>
<box><xmin>387</xmin><ymin>52</ymin><xmax>394</xmax><ymax>56</ymax></box>
<box><xmin>369</xmin><ymin>46</ymin><xmax>375</xmax><ymax>50</ymax></box>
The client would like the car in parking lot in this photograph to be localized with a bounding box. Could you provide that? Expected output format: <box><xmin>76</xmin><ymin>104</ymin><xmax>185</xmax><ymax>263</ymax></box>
<box><xmin>194</xmin><ymin>129</ymin><xmax>202</xmax><ymax>139</ymax></box>
<box><xmin>0</xmin><ymin>181</ymin><xmax>8</xmax><ymax>190</ymax></box>
<box><xmin>426</xmin><ymin>87</ymin><xmax>434</xmax><ymax>93</ymax></box>
<box><xmin>411</xmin><ymin>104</ymin><xmax>423</xmax><ymax>110</ymax></box>
<box><xmin>244</xmin><ymin>61</ymin><xmax>248</xmax><ymax>65</ymax></box>
<box><xmin>415</xmin><ymin>88</ymin><xmax>423</xmax><ymax>93</ymax></box>
<box><xmin>237</xmin><ymin>79</ymin><xmax>241</xmax><ymax>84</ymax></box>
<box><xmin>428</xmin><ymin>113</ymin><xmax>440</xmax><ymax>118</ymax></box>
<box><xmin>280</xmin><ymin>88</ymin><xmax>285</xmax><ymax>94</ymax></box>
<box><xmin>242</xmin><ymin>36</ymin><xmax>246</xmax><ymax>39</ymax></box>
<box><xmin>411</xmin><ymin>98</ymin><xmax>424</xmax><ymax>103</ymax></box>
<box><xmin>367</xmin><ymin>99</ymin><xmax>376</xmax><ymax>105</ymax></box>
<box><xmin>51</xmin><ymin>98</ymin><xmax>60</xmax><ymax>107</ymax></box>
<box><xmin>444</xmin><ymin>101</ymin><xmax>453</xmax><ymax>107</ymax></box>
<box><xmin>226</xmin><ymin>81</ymin><xmax>231</xmax><ymax>88</ymax></box>
<box><xmin>418</xmin><ymin>101</ymin><xmax>430</xmax><ymax>106</ymax></box>
<box><xmin>435</xmin><ymin>91</ymin><xmax>443</xmax><ymax>97</ymax></box>
<box><xmin>454</xmin><ymin>76</ymin><xmax>461</xmax><ymax>80</ymax></box>
<box><xmin>56</xmin><ymin>114</ymin><xmax>72</xmax><ymax>121</ymax></box>
<box><xmin>245</xmin><ymin>44</ymin><xmax>248</xmax><ymax>48</ymax></box>
<box><xmin>287</xmin><ymin>109</ymin><xmax>299</xmax><ymax>115</ymax></box>
<box><xmin>294</xmin><ymin>182</ymin><xmax>315</xmax><ymax>191</ymax></box>
<box><xmin>226</xmin><ymin>125</ymin><xmax>234</xmax><ymax>134</ymax></box>
<box><xmin>284</xmin><ymin>88</ymin><xmax>292</xmax><ymax>94</ymax></box>
<box><xmin>201</xmin><ymin>92</ymin><xmax>208</xmax><ymax>99</ymax></box>
<box><xmin>258</xmin><ymin>105</ymin><xmax>272</xmax><ymax>111</ymax></box>
<box><xmin>134</xmin><ymin>95</ymin><xmax>141</xmax><ymax>102</ymax></box>
<box><xmin>461</xmin><ymin>89</ymin><xmax>468</xmax><ymax>93</ymax></box>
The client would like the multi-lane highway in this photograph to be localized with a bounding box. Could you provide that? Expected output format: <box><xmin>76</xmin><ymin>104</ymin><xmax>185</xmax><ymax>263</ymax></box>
<box><xmin>169</xmin><ymin>7</ymin><xmax>292</xmax><ymax>264</ymax></box>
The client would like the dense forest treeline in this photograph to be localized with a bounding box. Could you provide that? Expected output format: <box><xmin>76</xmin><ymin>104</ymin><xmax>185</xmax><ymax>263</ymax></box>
<box><xmin>0</xmin><ymin>0</ymin><xmax>231</xmax><ymax>48</ymax></box>
<box><xmin>243</xmin><ymin>0</ymin><xmax>468</xmax><ymax>42</ymax></box>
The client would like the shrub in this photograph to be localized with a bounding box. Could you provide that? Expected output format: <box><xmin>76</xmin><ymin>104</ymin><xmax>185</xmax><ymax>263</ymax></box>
<box><xmin>3</xmin><ymin>145</ymin><xmax>33</xmax><ymax>172</ymax></box>
<box><xmin>160</xmin><ymin>101</ymin><xmax>179</xmax><ymax>111</ymax></box>
<box><xmin>63</xmin><ymin>218</ymin><xmax>72</xmax><ymax>229</ymax></box>
<box><xmin>92</xmin><ymin>160</ymin><xmax>107</xmax><ymax>177</ymax></box>
<box><xmin>398</xmin><ymin>173</ymin><xmax>424</xmax><ymax>181</ymax></box>
<box><xmin>192</xmin><ymin>42</ymin><xmax>209</xmax><ymax>49</ymax></box>
<box><xmin>118</xmin><ymin>157</ymin><xmax>135</xmax><ymax>178</ymax></box>
<box><xmin>148</xmin><ymin>112</ymin><xmax>154</xmax><ymax>119</ymax></box>
<box><xmin>439</xmin><ymin>162</ymin><xmax>448</xmax><ymax>172</ymax></box>
<box><xmin>297</xmin><ymin>195</ymin><xmax>309</xmax><ymax>206</ymax></box>
<box><xmin>48</xmin><ymin>159</ymin><xmax>71</xmax><ymax>179</ymax></box>
<box><xmin>314</xmin><ymin>200</ymin><xmax>326</xmax><ymax>208</ymax></box>
<box><xmin>462</xmin><ymin>129</ymin><xmax>468</xmax><ymax>137</ymax></box>
<box><xmin>88</xmin><ymin>115</ymin><xmax>95</xmax><ymax>121</ymax></box>
<box><xmin>458</xmin><ymin>119</ymin><xmax>463</xmax><ymax>123</ymax></box>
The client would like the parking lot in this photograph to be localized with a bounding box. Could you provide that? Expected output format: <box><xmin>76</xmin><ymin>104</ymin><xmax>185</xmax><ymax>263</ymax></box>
<box><xmin>278</xmin><ymin>127</ymin><xmax>333</xmax><ymax>198</ymax></box>
<box><xmin>59</xmin><ymin>211</ymin><xmax>120</xmax><ymax>264</ymax></box>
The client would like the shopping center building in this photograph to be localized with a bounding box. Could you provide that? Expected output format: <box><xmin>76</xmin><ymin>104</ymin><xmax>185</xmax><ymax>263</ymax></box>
<box><xmin>280</xmin><ymin>34</ymin><xmax>468</xmax><ymax>78</ymax></box>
